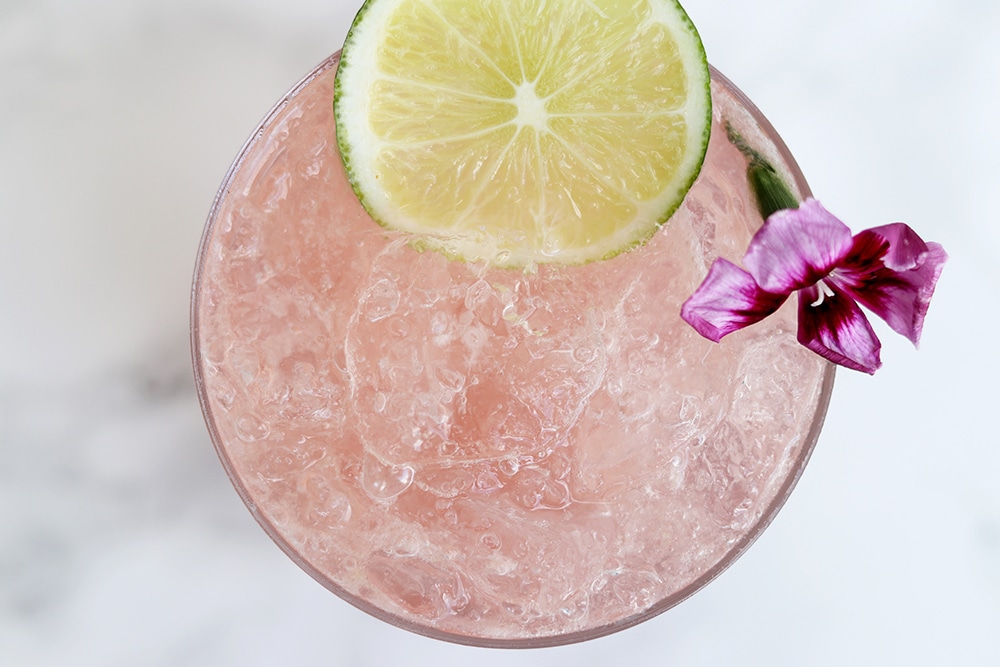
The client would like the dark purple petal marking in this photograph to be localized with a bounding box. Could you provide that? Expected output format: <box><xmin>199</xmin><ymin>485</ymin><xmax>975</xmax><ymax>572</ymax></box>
<box><xmin>681</xmin><ymin>259</ymin><xmax>788</xmax><ymax>342</ymax></box>
<box><xmin>838</xmin><ymin>242</ymin><xmax>948</xmax><ymax>345</ymax></box>
<box><xmin>836</xmin><ymin>228</ymin><xmax>891</xmax><ymax>284</ymax></box>
<box><xmin>797</xmin><ymin>285</ymin><xmax>882</xmax><ymax>374</ymax></box>
<box><xmin>679</xmin><ymin>146</ymin><xmax>947</xmax><ymax>374</ymax></box>
<box><xmin>743</xmin><ymin>199</ymin><xmax>854</xmax><ymax>294</ymax></box>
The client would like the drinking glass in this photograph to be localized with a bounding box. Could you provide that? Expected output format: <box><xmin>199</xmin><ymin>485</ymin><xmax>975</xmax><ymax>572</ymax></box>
<box><xmin>192</xmin><ymin>51</ymin><xmax>833</xmax><ymax>647</ymax></box>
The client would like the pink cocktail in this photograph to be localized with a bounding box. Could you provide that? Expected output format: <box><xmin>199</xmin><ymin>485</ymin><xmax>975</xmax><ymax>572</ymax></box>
<box><xmin>192</xmin><ymin>52</ymin><xmax>833</xmax><ymax>647</ymax></box>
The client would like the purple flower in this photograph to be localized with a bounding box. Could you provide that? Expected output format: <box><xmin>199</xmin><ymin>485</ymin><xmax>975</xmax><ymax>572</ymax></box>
<box><xmin>681</xmin><ymin>199</ymin><xmax>947</xmax><ymax>374</ymax></box>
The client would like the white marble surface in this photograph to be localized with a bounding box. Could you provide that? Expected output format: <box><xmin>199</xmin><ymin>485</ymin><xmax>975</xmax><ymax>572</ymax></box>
<box><xmin>2</xmin><ymin>0</ymin><xmax>998</xmax><ymax>664</ymax></box>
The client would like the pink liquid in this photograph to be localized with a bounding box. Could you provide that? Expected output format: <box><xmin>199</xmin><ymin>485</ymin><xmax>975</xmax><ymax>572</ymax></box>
<box><xmin>192</xmin><ymin>53</ymin><xmax>833</xmax><ymax>646</ymax></box>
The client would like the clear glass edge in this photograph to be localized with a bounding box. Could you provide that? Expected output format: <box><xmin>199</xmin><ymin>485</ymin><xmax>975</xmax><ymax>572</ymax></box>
<box><xmin>189</xmin><ymin>52</ymin><xmax>837</xmax><ymax>649</ymax></box>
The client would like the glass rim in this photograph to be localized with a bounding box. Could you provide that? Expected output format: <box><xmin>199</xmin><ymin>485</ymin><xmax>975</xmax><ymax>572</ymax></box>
<box><xmin>190</xmin><ymin>51</ymin><xmax>836</xmax><ymax>649</ymax></box>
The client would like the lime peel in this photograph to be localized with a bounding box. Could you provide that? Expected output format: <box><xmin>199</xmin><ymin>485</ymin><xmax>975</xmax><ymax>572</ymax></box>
<box><xmin>335</xmin><ymin>0</ymin><xmax>712</xmax><ymax>268</ymax></box>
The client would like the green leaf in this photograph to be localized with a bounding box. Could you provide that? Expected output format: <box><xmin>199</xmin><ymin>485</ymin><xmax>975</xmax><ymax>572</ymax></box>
<box><xmin>724</xmin><ymin>121</ymin><xmax>799</xmax><ymax>219</ymax></box>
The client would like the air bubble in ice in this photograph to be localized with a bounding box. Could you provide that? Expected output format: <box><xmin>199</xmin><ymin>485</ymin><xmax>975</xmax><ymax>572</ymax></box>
<box><xmin>465</xmin><ymin>279</ymin><xmax>502</xmax><ymax>327</ymax></box>
<box><xmin>362</xmin><ymin>453</ymin><xmax>415</xmax><ymax>500</ymax></box>
<box><xmin>363</xmin><ymin>277</ymin><xmax>400</xmax><ymax>322</ymax></box>
<box><xmin>235</xmin><ymin>412</ymin><xmax>269</xmax><ymax>442</ymax></box>
<box><xmin>497</xmin><ymin>457</ymin><xmax>520</xmax><ymax>477</ymax></box>
<box><xmin>461</xmin><ymin>326</ymin><xmax>487</xmax><ymax>350</ymax></box>
<box><xmin>480</xmin><ymin>531</ymin><xmax>502</xmax><ymax>551</ymax></box>
<box><xmin>434</xmin><ymin>367</ymin><xmax>465</xmax><ymax>394</ymax></box>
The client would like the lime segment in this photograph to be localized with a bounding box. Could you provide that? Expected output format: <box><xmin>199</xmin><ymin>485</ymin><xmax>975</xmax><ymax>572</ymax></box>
<box><xmin>335</xmin><ymin>0</ymin><xmax>711</xmax><ymax>268</ymax></box>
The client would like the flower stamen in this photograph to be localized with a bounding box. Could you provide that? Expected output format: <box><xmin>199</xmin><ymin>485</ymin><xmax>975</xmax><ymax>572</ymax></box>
<box><xmin>810</xmin><ymin>280</ymin><xmax>836</xmax><ymax>307</ymax></box>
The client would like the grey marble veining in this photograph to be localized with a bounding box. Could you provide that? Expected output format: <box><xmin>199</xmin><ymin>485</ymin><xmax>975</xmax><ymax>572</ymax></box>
<box><xmin>2</xmin><ymin>1</ymin><xmax>999</xmax><ymax>665</ymax></box>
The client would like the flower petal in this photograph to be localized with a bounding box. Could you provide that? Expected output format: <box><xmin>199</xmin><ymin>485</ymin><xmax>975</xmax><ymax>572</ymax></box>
<box><xmin>834</xmin><ymin>225</ymin><xmax>948</xmax><ymax>345</ymax></box>
<box><xmin>865</xmin><ymin>222</ymin><xmax>930</xmax><ymax>272</ymax></box>
<box><xmin>797</xmin><ymin>284</ymin><xmax>882</xmax><ymax>374</ymax></box>
<box><xmin>681</xmin><ymin>259</ymin><xmax>787</xmax><ymax>342</ymax></box>
<box><xmin>744</xmin><ymin>199</ymin><xmax>854</xmax><ymax>294</ymax></box>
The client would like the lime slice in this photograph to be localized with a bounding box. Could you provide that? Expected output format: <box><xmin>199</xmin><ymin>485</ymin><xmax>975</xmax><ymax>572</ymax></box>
<box><xmin>335</xmin><ymin>0</ymin><xmax>711</xmax><ymax>268</ymax></box>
